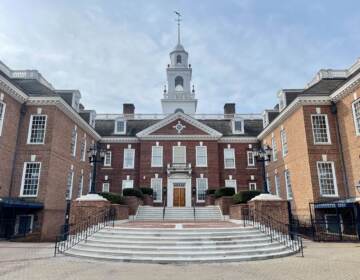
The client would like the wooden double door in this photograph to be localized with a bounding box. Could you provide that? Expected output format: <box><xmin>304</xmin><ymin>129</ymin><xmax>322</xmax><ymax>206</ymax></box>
<box><xmin>173</xmin><ymin>183</ymin><xmax>186</xmax><ymax>207</ymax></box>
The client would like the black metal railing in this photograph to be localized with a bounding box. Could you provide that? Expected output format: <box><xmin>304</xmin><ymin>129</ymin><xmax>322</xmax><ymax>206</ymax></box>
<box><xmin>192</xmin><ymin>199</ymin><xmax>196</xmax><ymax>221</ymax></box>
<box><xmin>54</xmin><ymin>208</ymin><xmax>115</xmax><ymax>256</ymax></box>
<box><xmin>162</xmin><ymin>197</ymin><xmax>167</xmax><ymax>220</ymax></box>
<box><xmin>243</xmin><ymin>208</ymin><xmax>304</xmax><ymax>257</ymax></box>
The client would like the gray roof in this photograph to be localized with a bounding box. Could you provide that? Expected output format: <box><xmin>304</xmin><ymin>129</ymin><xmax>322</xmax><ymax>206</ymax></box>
<box><xmin>95</xmin><ymin>118</ymin><xmax>263</xmax><ymax>137</ymax></box>
<box><xmin>11</xmin><ymin>78</ymin><xmax>56</xmax><ymax>97</ymax></box>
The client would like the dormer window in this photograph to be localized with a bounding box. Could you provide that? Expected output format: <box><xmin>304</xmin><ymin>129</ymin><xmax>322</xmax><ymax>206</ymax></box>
<box><xmin>115</xmin><ymin>119</ymin><xmax>126</xmax><ymax>135</ymax></box>
<box><xmin>278</xmin><ymin>91</ymin><xmax>286</xmax><ymax>111</ymax></box>
<box><xmin>176</xmin><ymin>55</ymin><xmax>182</xmax><ymax>64</ymax></box>
<box><xmin>232</xmin><ymin>118</ymin><xmax>244</xmax><ymax>134</ymax></box>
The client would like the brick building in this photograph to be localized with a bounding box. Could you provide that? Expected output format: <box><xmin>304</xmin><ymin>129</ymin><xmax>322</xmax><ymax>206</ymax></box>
<box><xmin>259</xmin><ymin>59</ymin><xmax>360</xmax><ymax>235</ymax></box>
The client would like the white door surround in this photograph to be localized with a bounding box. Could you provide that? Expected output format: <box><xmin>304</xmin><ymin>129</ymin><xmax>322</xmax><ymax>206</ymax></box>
<box><xmin>167</xmin><ymin>177</ymin><xmax>192</xmax><ymax>207</ymax></box>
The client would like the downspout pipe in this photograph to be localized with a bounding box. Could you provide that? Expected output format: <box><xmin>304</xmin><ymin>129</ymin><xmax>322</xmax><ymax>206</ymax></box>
<box><xmin>330</xmin><ymin>101</ymin><xmax>350</xmax><ymax>198</ymax></box>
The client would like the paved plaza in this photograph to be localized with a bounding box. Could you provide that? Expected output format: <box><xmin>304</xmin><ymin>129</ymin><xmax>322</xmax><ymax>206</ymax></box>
<box><xmin>0</xmin><ymin>240</ymin><xmax>359</xmax><ymax>280</ymax></box>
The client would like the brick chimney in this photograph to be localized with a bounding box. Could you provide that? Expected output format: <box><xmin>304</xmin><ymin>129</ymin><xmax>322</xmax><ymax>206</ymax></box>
<box><xmin>123</xmin><ymin>103</ymin><xmax>135</xmax><ymax>115</ymax></box>
<box><xmin>224</xmin><ymin>103</ymin><xmax>236</xmax><ymax>116</ymax></box>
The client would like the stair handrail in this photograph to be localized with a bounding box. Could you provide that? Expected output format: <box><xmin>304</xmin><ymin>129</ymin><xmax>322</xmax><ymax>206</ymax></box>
<box><xmin>243</xmin><ymin>208</ymin><xmax>304</xmax><ymax>257</ymax></box>
<box><xmin>192</xmin><ymin>198</ymin><xmax>196</xmax><ymax>221</ymax></box>
<box><xmin>54</xmin><ymin>207</ymin><xmax>115</xmax><ymax>257</ymax></box>
<box><xmin>162</xmin><ymin>197</ymin><xmax>167</xmax><ymax>220</ymax></box>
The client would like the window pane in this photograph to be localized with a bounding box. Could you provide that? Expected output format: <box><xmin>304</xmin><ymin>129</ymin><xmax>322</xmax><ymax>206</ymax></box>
<box><xmin>102</xmin><ymin>183</ymin><xmax>110</xmax><ymax>192</ymax></box>
<box><xmin>272</xmin><ymin>137</ymin><xmax>278</xmax><ymax>161</ymax></box>
<box><xmin>151</xmin><ymin>178</ymin><xmax>162</xmax><ymax>202</ymax></box>
<box><xmin>196</xmin><ymin>178</ymin><xmax>208</xmax><ymax>201</ymax></box>
<box><xmin>151</xmin><ymin>146</ymin><xmax>163</xmax><ymax>167</ymax></box>
<box><xmin>78</xmin><ymin>175</ymin><xmax>84</xmax><ymax>198</ymax></box>
<box><xmin>65</xmin><ymin>170</ymin><xmax>74</xmax><ymax>200</ymax></box>
<box><xmin>234</xmin><ymin>120</ymin><xmax>242</xmax><ymax>132</ymax></box>
<box><xmin>173</xmin><ymin>146</ymin><xmax>186</xmax><ymax>164</ymax></box>
<box><xmin>353</xmin><ymin>101</ymin><xmax>360</xmax><ymax>134</ymax></box>
<box><xmin>312</xmin><ymin>115</ymin><xmax>329</xmax><ymax>143</ymax></box>
<box><xmin>116</xmin><ymin>121</ymin><xmax>125</xmax><ymax>133</ymax></box>
<box><xmin>247</xmin><ymin>151</ymin><xmax>255</xmax><ymax>166</ymax></box>
<box><xmin>104</xmin><ymin>151</ymin><xmax>112</xmax><ymax>166</ymax></box>
<box><xmin>225</xmin><ymin>179</ymin><xmax>237</xmax><ymax>192</ymax></box>
<box><xmin>274</xmin><ymin>175</ymin><xmax>280</xmax><ymax>196</ymax></box>
<box><xmin>285</xmin><ymin>170</ymin><xmax>293</xmax><ymax>199</ymax></box>
<box><xmin>224</xmin><ymin>148</ymin><xmax>235</xmax><ymax>168</ymax></box>
<box><xmin>29</xmin><ymin>115</ymin><xmax>47</xmax><ymax>143</ymax></box>
<box><xmin>0</xmin><ymin>102</ymin><xmax>5</xmax><ymax>135</ymax></box>
<box><xmin>318</xmin><ymin>162</ymin><xmax>337</xmax><ymax>196</ymax></box>
<box><xmin>122</xmin><ymin>180</ymin><xmax>133</xmax><ymax>190</ymax></box>
<box><xmin>196</xmin><ymin>146</ymin><xmax>207</xmax><ymax>166</ymax></box>
<box><xmin>22</xmin><ymin>162</ymin><xmax>41</xmax><ymax>196</ymax></box>
<box><xmin>281</xmin><ymin>129</ymin><xmax>288</xmax><ymax>156</ymax></box>
<box><xmin>70</xmin><ymin>127</ymin><xmax>77</xmax><ymax>156</ymax></box>
<box><xmin>123</xmin><ymin>149</ymin><xmax>135</xmax><ymax>168</ymax></box>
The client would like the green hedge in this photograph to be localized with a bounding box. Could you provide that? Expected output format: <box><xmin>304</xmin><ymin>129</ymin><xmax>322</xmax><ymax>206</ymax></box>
<box><xmin>233</xmin><ymin>191</ymin><xmax>261</xmax><ymax>204</ymax></box>
<box><xmin>205</xmin><ymin>189</ymin><xmax>216</xmax><ymax>195</ymax></box>
<box><xmin>140</xmin><ymin>187</ymin><xmax>153</xmax><ymax>196</ymax></box>
<box><xmin>123</xmin><ymin>188</ymin><xmax>143</xmax><ymax>198</ymax></box>
<box><xmin>214</xmin><ymin>187</ymin><xmax>235</xmax><ymax>198</ymax></box>
<box><xmin>99</xmin><ymin>192</ymin><xmax>126</xmax><ymax>204</ymax></box>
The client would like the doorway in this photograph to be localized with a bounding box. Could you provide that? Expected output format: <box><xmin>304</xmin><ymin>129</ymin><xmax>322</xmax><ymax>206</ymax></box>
<box><xmin>173</xmin><ymin>184</ymin><xmax>186</xmax><ymax>207</ymax></box>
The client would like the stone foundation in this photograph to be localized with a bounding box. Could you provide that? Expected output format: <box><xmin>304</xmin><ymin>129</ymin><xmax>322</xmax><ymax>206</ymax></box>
<box><xmin>248</xmin><ymin>197</ymin><xmax>289</xmax><ymax>225</ymax></box>
<box><xmin>229</xmin><ymin>204</ymin><xmax>249</xmax><ymax>220</ymax></box>
<box><xmin>70</xmin><ymin>199</ymin><xmax>111</xmax><ymax>226</ymax></box>
<box><xmin>215</xmin><ymin>196</ymin><xmax>233</xmax><ymax>215</ymax></box>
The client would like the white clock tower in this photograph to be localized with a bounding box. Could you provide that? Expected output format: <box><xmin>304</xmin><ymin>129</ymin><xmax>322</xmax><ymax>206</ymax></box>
<box><xmin>161</xmin><ymin>13</ymin><xmax>197</xmax><ymax>114</ymax></box>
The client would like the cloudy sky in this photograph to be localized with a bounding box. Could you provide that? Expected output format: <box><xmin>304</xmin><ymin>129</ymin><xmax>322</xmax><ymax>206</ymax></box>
<box><xmin>0</xmin><ymin>0</ymin><xmax>359</xmax><ymax>114</ymax></box>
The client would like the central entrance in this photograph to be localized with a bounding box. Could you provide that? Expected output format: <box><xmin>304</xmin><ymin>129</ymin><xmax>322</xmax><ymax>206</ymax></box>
<box><xmin>173</xmin><ymin>183</ymin><xmax>186</xmax><ymax>207</ymax></box>
<box><xmin>167</xmin><ymin>177</ymin><xmax>191</xmax><ymax>207</ymax></box>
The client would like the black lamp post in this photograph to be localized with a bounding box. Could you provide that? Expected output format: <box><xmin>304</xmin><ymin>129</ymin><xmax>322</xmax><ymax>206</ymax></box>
<box><xmin>88</xmin><ymin>143</ymin><xmax>106</xmax><ymax>194</ymax></box>
<box><xmin>253</xmin><ymin>145</ymin><xmax>272</xmax><ymax>194</ymax></box>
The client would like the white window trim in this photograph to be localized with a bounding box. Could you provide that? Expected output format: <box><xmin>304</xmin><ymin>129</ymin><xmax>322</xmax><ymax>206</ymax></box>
<box><xmin>196</xmin><ymin>146</ymin><xmax>208</xmax><ymax>167</ymax></box>
<box><xmin>151</xmin><ymin>146</ymin><xmax>163</xmax><ymax>167</ymax></box>
<box><xmin>224</xmin><ymin>148</ymin><xmax>236</xmax><ymax>169</ymax></box>
<box><xmin>280</xmin><ymin>128</ymin><xmax>288</xmax><ymax>157</ymax></box>
<box><xmin>311</xmin><ymin>114</ymin><xmax>331</xmax><ymax>145</ymax></box>
<box><xmin>81</xmin><ymin>138</ymin><xmax>87</xmax><ymax>162</ymax></box>
<box><xmin>27</xmin><ymin>115</ymin><xmax>47</xmax><ymax>145</ymax></box>
<box><xmin>225</xmin><ymin>179</ymin><xmax>237</xmax><ymax>193</ymax></box>
<box><xmin>114</xmin><ymin>118</ymin><xmax>127</xmax><ymax>135</ymax></box>
<box><xmin>172</xmin><ymin>146</ymin><xmax>186</xmax><ymax>164</ymax></box>
<box><xmin>104</xmin><ymin>151</ymin><xmax>112</xmax><ymax>167</ymax></box>
<box><xmin>232</xmin><ymin>118</ymin><xmax>244</xmax><ymax>134</ymax></box>
<box><xmin>196</xmin><ymin>178</ymin><xmax>208</xmax><ymax>202</ymax></box>
<box><xmin>247</xmin><ymin>151</ymin><xmax>255</xmax><ymax>167</ymax></box>
<box><xmin>249</xmin><ymin>182</ymin><xmax>257</xmax><ymax>191</ymax></box>
<box><xmin>0</xmin><ymin>101</ymin><xmax>6</xmax><ymax>136</ymax></box>
<box><xmin>123</xmin><ymin>148</ymin><xmax>135</xmax><ymax>169</ymax></box>
<box><xmin>317</xmin><ymin>161</ymin><xmax>339</xmax><ymax>197</ymax></box>
<box><xmin>14</xmin><ymin>214</ymin><xmax>34</xmax><ymax>235</ymax></box>
<box><xmin>71</xmin><ymin>127</ymin><xmax>78</xmax><ymax>157</ymax></box>
<box><xmin>78</xmin><ymin>175</ymin><xmax>84</xmax><ymax>198</ymax></box>
<box><xmin>352</xmin><ymin>99</ymin><xmax>360</xmax><ymax>136</ymax></box>
<box><xmin>66</xmin><ymin>170</ymin><xmax>74</xmax><ymax>200</ymax></box>
<box><xmin>274</xmin><ymin>175</ymin><xmax>280</xmax><ymax>196</ymax></box>
<box><xmin>102</xmin><ymin>182</ymin><xmax>110</xmax><ymax>192</ymax></box>
<box><xmin>19</xmin><ymin>162</ymin><xmax>41</xmax><ymax>197</ymax></box>
<box><xmin>272</xmin><ymin>137</ymin><xmax>278</xmax><ymax>161</ymax></box>
<box><xmin>122</xmin><ymin>179</ymin><xmax>134</xmax><ymax>190</ymax></box>
<box><xmin>284</xmin><ymin>170</ymin><xmax>293</xmax><ymax>200</ymax></box>
<box><xmin>151</xmin><ymin>178</ymin><xmax>163</xmax><ymax>203</ymax></box>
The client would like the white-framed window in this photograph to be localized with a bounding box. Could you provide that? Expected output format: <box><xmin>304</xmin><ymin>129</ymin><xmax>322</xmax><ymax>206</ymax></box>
<box><xmin>196</xmin><ymin>178</ymin><xmax>208</xmax><ymax>202</ymax></box>
<box><xmin>272</xmin><ymin>136</ymin><xmax>278</xmax><ymax>161</ymax></box>
<box><xmin>284</xmin><ymin>169</ymin><xmax>293</xmax><ymax>200</ymax></box>
<box><xmin>80</xmin><ymin>138</ymin><xmax>86</xmax><ymax>162</ymax></box>
<box><xmin>151</xmin><ymin>178</ymin><xmax>162</xmax><ymax>202</ymax></box>
<box><xmin>274</xmin><ymin>174</ymin><xmax>280</xmax><ymax>196</ymax></box>
<box><xmin>102</xmin><ymin>182</ymin><xmax>110</xmax><ymax>192</ymax></box>
<box><xmin>114</xmin><ymin>119</ymin><xmax>126</xmax><ymax>134</ymax></box>
<box><xmin>280</xmin><ymin>128</ymin><xmax>288</xmax><ymax>157</ymax></box>
<box><xmin>20</xmin><ymin>162</ymin><xmax>41</xmax><ymax>197</ymax></box>
<box><xmin>317</xmin><ymin>161</ymin><xmax>338</xmax><ymax>197</ymax></box>
<box><xmin>88</xmin><ymin>173</ymin><xmax>92</xmax><ymax>193</ymax></box>
<box><xmin>173</xmin><ymin>146</ymin><xmax>186</xmax><ymax>164</ymax></box>
<box><xmin>225</xmin><ymin>179</ymin><xmax>237</xmax><ymax>192</ymax></box>
<box><xmin>311</xmin><ymin>114</ymin><xmax>331</xmax><ymax>144</ymax></box>
<box><xmin>27</xmin><ymin>115</ymin><xmax>47</xmax><ymax>144</ymax></box>
<box><xmin>0</xmin><ymin>101</ymin><xmax>6</xmax><ymax>136</ymax></box>
<box><xmin>14</xmin><ymin>214</ymin><xmax>34</xmax><ymax>235</ymax></box>
<box><xmin>123</xmin><ymin>148</ymin><xmax>135</xmax><ymax>169</ymax></box>
<box><xmin>196</xmin><ymin>146</ymin><xmax>208</xmax><ymax>167</ymax></box>
<box><xmin>77</xmin><ymin>174</ymin><xmax>84</xmax><ymax>198</ymax></box>
<box><xmin>352</xmin><ymin>99</ymin><xmax>360</xmax><ymax>135</ymax></box>
<box><xmin>247</xmin><ymin>151</ymin><xmax>255</xmax><ymax>167</ymax></box>
<box><xmin>70</xmin><ymin>126</ymin><xmax>77</xmax><ymax>157</ymax></box>
<box><xmin>122</xmin><ymin>179</ymin><xmax>133</xmax><ymax>190</ymax></box>
<box><xmin>224</xmin><ymin>148</ymin><xmax>235</xmax><ymax>169</ymax></box>
<box><xmin>249</xmin><ymin>182</ymin><xmax>257</xmax><ymax>191</ymax></box>
<box><xmin>151</xmin><ymin>146</ymin><xmax>163</xmax><ymax>167</ymax></box>
<box><xmin>232</xmin><ymin>118</ymin><xmax>244</xmax><ymax>134</ymax></box>
<box><xmin>104</xmin><ymin>151</ymin><xmax>112</xmax><ymax>167</ymax></box>
<box><xmin>266</xmin><ymin>173</ymin><xmax>271</xmax><ymax>193</ymax></box>
<box><xmin>65</xmin><ymin>169</ymin><xmax>74</xmax><ymax>200</ymax></box>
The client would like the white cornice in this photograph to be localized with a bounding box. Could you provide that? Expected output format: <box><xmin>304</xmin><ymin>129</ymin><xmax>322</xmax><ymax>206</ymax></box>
<box><xmin>258</xmin><ymin>96</ymin><xmax>331</xmax><ymax>140</ymax></box>
<box><xmin>100</xmin><ymin>137</ymin><xmax>139</xmax><ymax>143</ymax></box>
<box><xmin>136</xmin><ymin>111</ymin><xmax>223</xmax><ymax>139</ymax></box>
<box><xmin>218</xmin><ymin>137</ymin><xmax>259</xmax><ymax>143</ymax></box>
<box><xmin>139</xmin><ymin>135</ymin><xmax>221</xmax><ymax>140</ymax></box>
<box><xmin>26</xmin><ymin>97</ymin><xmax>101</xmax><ymax>140</ymax></box>
<box><xmin>330</xmin><ymin>72</ymin><xmax>360</xmax><ymax>102</ymax></box>
<box><xmin>0</xmin><ymin>75</ymin><xmax>28</xmax><ymax>103</ymax></box>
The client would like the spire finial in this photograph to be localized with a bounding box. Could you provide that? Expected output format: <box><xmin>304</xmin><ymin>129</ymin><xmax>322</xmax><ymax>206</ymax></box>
<box><xmin>174</xmin><ymin>11</ymin><xmax>182</xmax><ymax>44</ymax></box>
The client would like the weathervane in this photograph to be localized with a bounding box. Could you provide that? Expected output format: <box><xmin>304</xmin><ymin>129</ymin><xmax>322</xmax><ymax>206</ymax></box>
<box><xmin>174</xmin><ymin>11</ymin><xmax>182</xmax><ymax>44</ymax></box>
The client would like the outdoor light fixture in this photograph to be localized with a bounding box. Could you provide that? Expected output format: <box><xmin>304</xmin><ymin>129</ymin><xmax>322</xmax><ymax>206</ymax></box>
<box><xmin>87</xmin><ymin>143</ymin><xmax>106</xmax><ymax>194</ymax></box>
<box><xmin>253</xmin><ymin>145</ymin><xmax>272</xmax><ymax>193</ymax></box>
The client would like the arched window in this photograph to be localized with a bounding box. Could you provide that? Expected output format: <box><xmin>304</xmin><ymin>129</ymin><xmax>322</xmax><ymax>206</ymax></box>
<box><xmin>176</xmin><ymin>55</ymin><xmax>182</xmax><ymax>64</ymax></box>
<box><xmin>175</xmin><ymin>76</ymin><xmax>184</xmax><ymax>91</ymax></box>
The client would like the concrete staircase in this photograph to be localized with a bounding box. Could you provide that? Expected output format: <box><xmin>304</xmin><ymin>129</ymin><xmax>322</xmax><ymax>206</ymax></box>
<box><xmin>135</xmin><ymin>206</ymin><xmax>223</xmax><ymax>221</ymax></box>
<box><xmin>65</xmin><ymin>226</ymin><xmax>296</xmax><ymax>263</ymax></box>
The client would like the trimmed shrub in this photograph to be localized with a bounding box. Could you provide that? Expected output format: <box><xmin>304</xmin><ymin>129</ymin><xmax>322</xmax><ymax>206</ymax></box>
<box><xmin>140</xmin><ymin>187</ymin><xmax>153</xmax><ymax>196</ymax></box>
<box><xmin>99</xmin><ymin>192</ymin><xmax>126</xmax><ymax>204</ymax></box>
<box><xmin>205</xmin><ymin>189</ymin><xmax>216</xmax><ymax>195</ymax></box>
<box><xmin>214</xmin><ymin>187</ymin><xmax>235</xmax><ymax>198</ymax></box>
<box><xmin>123</xmin><ymin>188</ymin><xmax>143</xmax><ymax>198</ymax></box>
<box><xmin>233</xmin><ymin>191</ymin><xmax>261</xmax><ymax>204</ymax></box>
